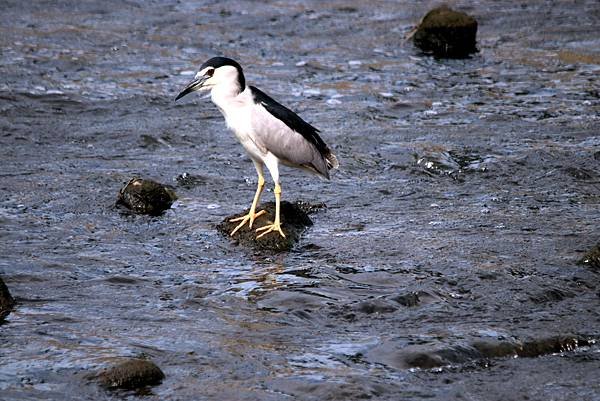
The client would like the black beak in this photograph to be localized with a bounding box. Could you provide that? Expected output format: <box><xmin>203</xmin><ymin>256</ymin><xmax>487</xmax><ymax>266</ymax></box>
<box><xmin>175</xmin><ymin>75</ymin><xmax>209</xmax><ymax>101</ymax></box>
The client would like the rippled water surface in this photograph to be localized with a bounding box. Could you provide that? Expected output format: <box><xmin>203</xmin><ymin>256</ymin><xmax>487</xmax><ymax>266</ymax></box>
<box><xmin>1</xmin><ymin>1</ymin><xmax>600</xmax><ymax>400</ymax></box>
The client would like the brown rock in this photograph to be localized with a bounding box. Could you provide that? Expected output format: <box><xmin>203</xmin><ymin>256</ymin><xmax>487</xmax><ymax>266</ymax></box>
<box><xmin>579</xmin><ymin>243</ymin><xmax>600</xmax><ymax>270</ymax></box>
<box><xmin>412</xmin><ymin>5</ymin><xmax>478</xmax><ymax>58</ymax></box>
<box><xmin>217</xmin><ymin>201</ymin><xmax>316</xmax><ymax>253</ymax></box>
<box><xmin>97</xmin><ymin>358</ymin><xmax>165</xmax><ymax>390</ymax></box>
<box><xmin>116</xmin><ymin>177</ymin><xmax>177</xmax><ymax>216</ymax></box>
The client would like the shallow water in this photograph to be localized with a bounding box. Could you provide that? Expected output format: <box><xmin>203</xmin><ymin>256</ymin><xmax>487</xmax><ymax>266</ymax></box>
<box><xmin>1</xmin><ymin>1</ymin><xmax>600</xmax><ymax>400</ymax></box>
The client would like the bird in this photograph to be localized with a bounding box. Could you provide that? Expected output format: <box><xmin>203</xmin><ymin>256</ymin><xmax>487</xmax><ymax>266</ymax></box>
<box><xmin>175</xmin><ymin>56</ymin><xmax>338</xmax><ymax>239</ymax></box>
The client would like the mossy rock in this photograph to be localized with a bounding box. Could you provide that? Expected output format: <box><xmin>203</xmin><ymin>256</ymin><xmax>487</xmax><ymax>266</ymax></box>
<box><xmin>413</xmin><ymin>5</ymin><xmax>478</xmax><ymax>58</ymax></box>
<box><xmin>217</xmin><ymin>201</ymin><xmax>320</xmax><ymax>253</ymax></box>
<box><xmin>116</xmin><ymin>177</ymin><xmax>177</xmax><ymax>216</ymax></box>
<box><xmin>97</xmin><ymin>358</ymin><xmax>165</xmax><ymax>390</ymax></box>
<box><xmin>579</xmin><ymin>243</ymin><xmax>600</xmax><ymax>270</ymax></box>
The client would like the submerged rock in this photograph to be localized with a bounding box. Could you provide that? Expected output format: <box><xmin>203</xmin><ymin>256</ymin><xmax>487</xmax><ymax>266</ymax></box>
<box><xmin>97</xmin><ymin>358</ymin><xmax>165</xmax><ymax>390</ymax></box>
<box><xmin>392</xmin><ymin>292</ymin><xmax>421</xmax><ymax>307</ymax></box>
<box><xmin>175</xmin><ymin>172</ymin><xmax>205</xmax><ymax>189</ymax></box>
<box><xmin>517</xmin><ymin>336</ymin><xmax>593</xmax><ymax>358</ymax></box>
<box><xmin>412</xmin><ymin>5</ymin><xmax>478</xmax><ymax>58</ymax></box>
<box><xmin>0</xmin><ymin>277</ymin><xmax>15</xmax><ymax>322</ymax></box>
<box><xmin>354</xmin><ymin>299</ymin><xmax>397</xmax><ymax>314</ymax></box>
<box><xmin>374</xmin><ymin>335</ymin><xmax>595</xmax><ymax>370</ymax></box>
<box><xmin>217</xmin><ymin>201</ymin><xmax>314</xmax><ymax>252</ymax></box>
<box><xmin>116</xmin><ymin>178</ymin><xmax>177</xmax><ymax>216</ymax></box>
<box><xmin>579</xmin><ymin>243</ymin><xmax>600</xmax><ymax>270</ymax></box>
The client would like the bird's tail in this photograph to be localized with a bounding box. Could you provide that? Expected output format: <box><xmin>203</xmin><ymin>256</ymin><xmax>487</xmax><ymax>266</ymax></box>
<box><xmin>325</xmin><ymin>151</ymin><xmax>339</xmax><ymax>171</ymax></box>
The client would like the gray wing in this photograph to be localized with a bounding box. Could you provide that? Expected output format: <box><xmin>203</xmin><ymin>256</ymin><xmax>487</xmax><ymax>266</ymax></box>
<box><xmin>249</xmin><ymin>86</ymin><xmax>335</xmax><ymax>178</ymax></box>
<box><xmin>251</xmin><ymin>104</ymin><xmax>331</xmax><ymax>178</ymax></box>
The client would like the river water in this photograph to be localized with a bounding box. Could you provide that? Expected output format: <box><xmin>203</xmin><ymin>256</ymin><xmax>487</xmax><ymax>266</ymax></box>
<box><xmin>1</xmin><ymin>1</ymin><xmax>599</xmax><ymax>400</ymax></box>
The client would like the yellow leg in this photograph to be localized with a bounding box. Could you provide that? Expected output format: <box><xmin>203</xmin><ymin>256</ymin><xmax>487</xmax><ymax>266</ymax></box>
<box><xmin>256</xmin><ymin>183</ymin><xmax>286</xmax><ymax>239</ymax></box>
<box><xmin>229</xmin><ymin>175</ymin><xmax>267</xmax><ymax>236</ymax></box>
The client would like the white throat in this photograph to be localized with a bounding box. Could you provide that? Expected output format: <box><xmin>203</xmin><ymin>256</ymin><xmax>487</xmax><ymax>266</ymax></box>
<box><xmin>210</xmin><ymin>84</ymin><xmax>250</xmax><ymax>119</ymax></box>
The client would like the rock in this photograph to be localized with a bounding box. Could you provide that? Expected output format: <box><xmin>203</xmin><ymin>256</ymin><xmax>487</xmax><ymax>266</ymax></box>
<box><xmin>403</xmin><ymin>351</ymin><xmax>446</xmax><ymax>369</ymax></box>
<box><xmin>97</xmin><ymin>358</ymin><xmax>165</xmax><ymax>390</ymax></box>
<box><xmin>579</xmin><ymin>243</ymin><xmax>600</xmax><ymax>270</ymax></box>
<box><xmin>116</xmin><ymin>178</ymin><xmax>177</xmax><ymax>216</ymax></box>
<box><xmin>217</xmin><ymin>201</ymin><xmax>314</xmax><ymax>252</ymax></box>
<box><xmin>0</xmin><ymin>277</ymin><xmax>15</xmax><ymax>322</ymax></box>
<box><xmin>392</xmin><ymin>292</ymin><xmax>421</xmax><ymax>307</ymax></box>
<box><xmin>354</xmin><ymin>299</ymin><xmax>397</xmax><ymax>314</ymax></box>
<box><xmin>516</xmin><ymin>336</ymin><xmax>592</xmax><ymax>358</ymax></box>
<box><xmin>472</xmin><ymin>340</ymin><xmax>519</xmax><ymax>359</ymax></box>
<box><xmin>412</xmin><ymin>5</ymin><xmax>478</xmax><ymax>58</ymax></box>
<box><xmin>400</xmin><ymin>335</ymin><xmax>594</xmax><ymax>370</ymax></box>
<box><xmin>529</xmin><ymin>287</ymin><xmax>575</xmax><ymax>304</ymax></box>
<box><xmin>175</xmin><ymin>172</ymin><xmax>205</xmax><ymax>189</ymax></box>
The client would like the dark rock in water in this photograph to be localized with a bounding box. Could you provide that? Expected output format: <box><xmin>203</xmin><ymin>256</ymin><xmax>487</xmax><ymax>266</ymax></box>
<box><xmin>412</xmin><ymin>5</ymin><xmax>478</xmax><ymax>58</ymax></box>
<box><xmin>517</xmin><ymin>336</ymin><xmax>593</xmax><ymax>358</ymax></box>
<box><xmin>529</xmin><ymin>287</ymin><xmax>575</xmax><ymax>304</ymax></box>
<box><xmin>354</xmin><ymin>299</ymin><xmax>397</xmax><ymax>314</ymax></box>
<box><xmin>472</xmin><ymin>340</ymin><xmax>519</xmax><ymax>359</ymax></box>
<box><xmin>382</xmin><ymin>335</ymin><xmax>596</xmax><ymax>369</ymax></box>
<box><xmin>394</xmin><ymin>335</ymin><xmax>594</xmax><ymax>370</ymax></box>
<box><xmin>474</xmin><ymin>335</ymin><xmax>593</xmax><ymax>361</ymax></box>
<box><xmin>392</xmin><ymin>292</ymin><xmax>421</xmax><ymax>307</ymax></box>
<box><xmin>116</xmin><ymin>178</ymin><xmax>177</xmax><ymax>216</ymax></box>
<box><xmin>97</xmin><ymin>358</ymin><xmax>165</xmax><ymax>390</ymax></box>
<box><xmin>579</xmin><ymin>243</ymin><xmax>600</xmax><ymax>270</ymax></box>
<box><xmin>217</xmin><ymin>201</ymin><xmax>314</xmax><ymax>252</ymax></box>
<box><xmin>175</xmin><ymin>172</ymin><xmax>205</xmax><ymax>189</ymax></box>
<box><xmin>403</xmin><ymin>351</ymin><xmax>446</xmax><ymax>369</ymax></box>
<box><xmin>0</xmin><ymin>277</ymin><xmax>15</xmax><ymax>322</ymax></box>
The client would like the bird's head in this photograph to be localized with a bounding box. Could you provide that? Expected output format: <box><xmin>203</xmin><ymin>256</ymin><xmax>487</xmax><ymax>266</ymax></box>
<box><xmin>175</xmin><ymin>56</ymin><xmax>246</xmax><ymax>101</ymax></box>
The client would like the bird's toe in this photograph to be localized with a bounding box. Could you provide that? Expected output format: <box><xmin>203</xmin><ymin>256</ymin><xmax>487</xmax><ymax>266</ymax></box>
<box><xmin>256</xmin><ymin>222</ymin><xmax>286</xmax><ymax>239</ymax></box>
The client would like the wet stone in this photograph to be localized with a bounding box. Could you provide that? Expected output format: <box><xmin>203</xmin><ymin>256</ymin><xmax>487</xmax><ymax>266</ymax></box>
<box><xmin>354</xmin><ymin>299</ymin><xmax>397</xmax><ymax>314</ymax></box>
<box><xmin>472</xmin><ymin>340</ymin><xmax>519</xmax><ymax>359</ymax></box>
<box><xmin>530</xmin><ymin>287</ymin><xmax>575</xmax><ymax>304</ymax></box>
<box><xmin>0</xmin><ymin>277</ymin><xmax>15</xmax><ymax>322</ymax></box>
<box><xmin>217</xmin><ymin>201</ymin><xmax>314</xmax><ymax>253</ymax></box>
<box><xmin>389</xmin><ymin>335</ymin><xmax>595</xmax><ymax>370</ymax></box>
<box><xmin>96</xmin><ymin>358</ymin><xmax>165</xmax><ymax>390</ymax></box>
<box><xmin>579</xmin><ymin>243</ymin><xmax>600</xmax><ymax>270</ymax></box>
<box><xmin>412</xmin><ymin>5</ymin><xmax>478</xmax><ymax>58</ymax></box>
<box><xmin>175</xmin><ymin>172</ymin><xmax>205</xmax><ymax>189</ymax></box>
<box><xmin>517</xmin><ymin>336</ymin><xmax>593</xmax><ymax>358</ymax></box>
<box><xmin>116</xmin><ymin>178</ymin><xmax>177</xmax><ymax>216</ymax></box>
<box><xmin>403</xmin><ymin>351</ymin><xmax>447</xmax><ymax>369</ymax></box>
<box><xmin>392</xmin><ymin>292</ymin><xmax>421</xmax><ymax>307</ymax></box>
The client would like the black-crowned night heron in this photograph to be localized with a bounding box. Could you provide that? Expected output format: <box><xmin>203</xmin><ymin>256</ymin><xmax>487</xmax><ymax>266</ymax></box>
<box><xmin>176</xmin><ymin>57</ymin><xmax>338</xmax><ymax>238</ymax></box>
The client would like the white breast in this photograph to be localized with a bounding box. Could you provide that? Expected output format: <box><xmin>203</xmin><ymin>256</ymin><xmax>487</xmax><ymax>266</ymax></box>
<box><xmin>212</xmin><ymin>90</ymin><xmax>267</xmax><ymax>162</ymax></box>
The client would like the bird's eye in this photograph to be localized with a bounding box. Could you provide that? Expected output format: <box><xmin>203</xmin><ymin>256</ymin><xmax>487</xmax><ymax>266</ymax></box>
<box><xmin>206</xmin><ymin>68</ymin><xmax>214</xmax><ymax>77</ymax></box>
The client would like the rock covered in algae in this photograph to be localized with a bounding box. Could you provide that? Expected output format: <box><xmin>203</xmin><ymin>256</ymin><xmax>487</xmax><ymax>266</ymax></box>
<box><xmin>217</xmin><ymin>201</ymin><xmax>320</xmax><ymax>252</ymax></box>
<box><xmin>116</xmin><ymin>177</ymin><xmax>177</xmax><ymax>216</ymax></box>
<box><xmin>579</xmin><ymin>243</ymin><xmax>600</xmax><ymax>270</ymax></box>
<box><xmin>96</xmin><ymin>358</ymin><xmax>165</xmax><ymax>390</ymax></box>
<box><xmin>412</xmin><ymin>5</ymin><xmax>478</xmax><ymax>58</ymax></box>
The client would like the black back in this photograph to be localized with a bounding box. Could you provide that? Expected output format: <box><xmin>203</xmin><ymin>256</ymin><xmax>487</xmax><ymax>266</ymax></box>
<box><xmin>250</xmin><ymin>85</ymin><xmax>329</xmax><ymax>156</ymax></box>
<box><xmin>200</xmin><ymin>56</ymin><xmax>245</xmax><ymax>90</ymax></box>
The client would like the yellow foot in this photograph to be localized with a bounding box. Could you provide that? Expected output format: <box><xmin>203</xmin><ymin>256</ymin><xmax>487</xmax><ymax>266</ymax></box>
<box><xmin>229</xmin><ymin>210</ymin><xmax>267</xmax><ymax>236</ymax></box>
<box><xmin>256</xmin><ymin>222</ymin><xmax>286</xmax><ymax>239</ymax></box>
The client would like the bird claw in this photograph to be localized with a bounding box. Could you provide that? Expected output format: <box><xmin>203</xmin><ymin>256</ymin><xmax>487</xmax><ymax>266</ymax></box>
<box><xmin>229</xmin><ymin>210</ymin><xmax>267</xmax><ymax>236</ymax></box>
<box><xmin>255</xmin><ymin>222</ymin><xmax>286</xmax><ymax>239</ymax></box>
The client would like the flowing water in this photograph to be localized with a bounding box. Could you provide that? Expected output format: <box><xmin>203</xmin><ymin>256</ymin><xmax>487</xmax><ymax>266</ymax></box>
<box><xmin>1</xmin><ymin>1</ymin><xmax>600</xmax><ymax>400</ymax></box>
